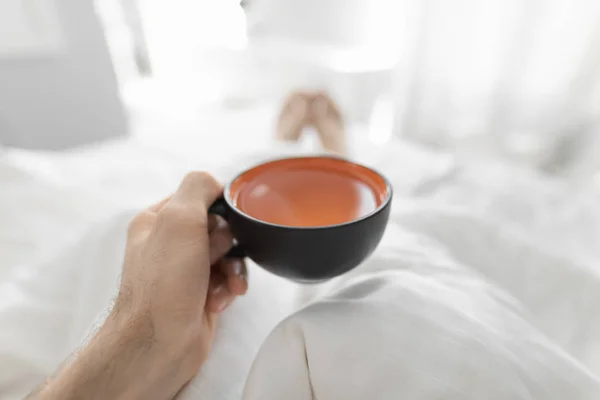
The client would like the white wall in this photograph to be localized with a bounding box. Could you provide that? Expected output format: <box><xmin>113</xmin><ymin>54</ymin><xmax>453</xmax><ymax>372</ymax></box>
<box><xmin>0</xmin><ymin>0</ymin><xmax>65</xmax><ymax>56</ymax></box>
<box><xmin>0</xmin><ymin>0</ymin><xmax>127</xmax><ymax>150</ymax></box>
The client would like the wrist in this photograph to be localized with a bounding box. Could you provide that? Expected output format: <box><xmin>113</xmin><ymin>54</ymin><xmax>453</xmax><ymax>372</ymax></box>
<box><xmin>99</xmin><ymin>310</ymin><xmax>187</xmax><ymax>398</ymax></box>
<box><xmin>109</xmin><ymin>296</ymin><xmax>211</xmax><ymax>377</ymax></box>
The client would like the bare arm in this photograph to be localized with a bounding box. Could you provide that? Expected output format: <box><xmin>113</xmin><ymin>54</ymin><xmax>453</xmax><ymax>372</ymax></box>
<box><xmin>26</xmin><ymin>171</ymin><xmax>248</xmax><ymax>400</ymax></box>
<box><xmin>28</xmin><ymin>314</ymin><xmax>180</xmax><ymax>399</ymax></box>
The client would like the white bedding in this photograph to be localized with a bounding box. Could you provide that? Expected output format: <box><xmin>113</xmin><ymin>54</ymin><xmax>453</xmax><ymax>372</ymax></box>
<box><xmin>2</xmin><ymin>123</ymin><xmax>600</xmax><ymax>398</ymax></box>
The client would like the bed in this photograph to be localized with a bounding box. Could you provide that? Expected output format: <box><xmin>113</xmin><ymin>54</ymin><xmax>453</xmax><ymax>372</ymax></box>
<box><xmin>2</xmin><ymin>103</ymin><xmax>600</xmax><ymax>398</ymax></box>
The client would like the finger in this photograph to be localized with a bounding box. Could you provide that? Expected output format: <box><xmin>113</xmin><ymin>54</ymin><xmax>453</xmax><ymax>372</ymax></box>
<box><xmin>219</xmin><ymin>258</ymin><xmax>248</xmax><ymax>296</ymax></box>
<box><xmin>156</xmin><ymin>172</ymin><xmax>223</xmax><ymax>236</ymax></box>
<box><xmin>206</xmin><ymin>270</ymin><xmax>236</xmax><ymax>313</ymax></box>
<box><xmin>207</xmin><ymin>214</ymin><xmax>220</xmax><ymax>233</ymax></box>
<box><xmin>204</xmin><ymin>311</ymin><xmax>219</xmax><ymax>340</ymax></box>
<box><xmin>170</xmin><ymin>171</ymin><xmax>223</xmax><ymax>212</ymax></box>
<box><xmin>209</xmin><ymin>225</ymin><xmax>234</xmax><ymax>265</ymax></box>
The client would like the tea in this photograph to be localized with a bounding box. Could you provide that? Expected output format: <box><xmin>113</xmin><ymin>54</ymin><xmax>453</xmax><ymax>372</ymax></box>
<box><xmin>229</xmin><ymin>158</ymin><xmax>387</xmax><ymax>227</ymax></box>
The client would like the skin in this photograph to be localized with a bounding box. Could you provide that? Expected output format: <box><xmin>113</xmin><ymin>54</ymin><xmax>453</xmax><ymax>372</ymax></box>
<box><xmin>276</xmin><ymin>91</ymin><xmax>347</xmax><ymax>156</ymax></box>
<box><xmin>310</xmin><ymin>91</ymin><xmax>347</xmax><ymax>156</ymax></box>
<box><xmin>27</xmin><ymin>171</ymin><xmax>248</xmax><ymax>400</ymax></box>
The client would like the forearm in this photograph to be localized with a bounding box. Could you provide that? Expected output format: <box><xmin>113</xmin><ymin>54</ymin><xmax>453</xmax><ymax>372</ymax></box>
<box><xmin>27</xmin><ymin>313</ymin><xmax>182</xmax><ymax>400</ymax></box>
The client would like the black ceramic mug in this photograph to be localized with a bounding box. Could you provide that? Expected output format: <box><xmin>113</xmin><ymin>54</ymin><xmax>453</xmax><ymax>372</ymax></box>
<box><xmin>208</xmin><ymin>156</ymin><xmax>392</xmax><ymax>282</ymax></box>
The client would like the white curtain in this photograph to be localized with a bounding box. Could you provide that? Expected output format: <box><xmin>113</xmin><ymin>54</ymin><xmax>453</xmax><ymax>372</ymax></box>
<box><xmin>392</xmin><ymin>0</ymin><xmax>600</xmax><ymax>170</ymax></box>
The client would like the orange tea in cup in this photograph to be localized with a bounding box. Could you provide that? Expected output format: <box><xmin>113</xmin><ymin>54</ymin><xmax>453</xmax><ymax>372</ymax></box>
<box><xmin>229</xmin><ymin>157</ymin><xmax>387</xmax><ymax>227</ymax></box>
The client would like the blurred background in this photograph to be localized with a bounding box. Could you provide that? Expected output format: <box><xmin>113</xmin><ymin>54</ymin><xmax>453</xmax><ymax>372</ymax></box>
<box><xmin>2</xmin><ymin>0</ymin><xmax>600</xmax><ymax>176</ymax></box>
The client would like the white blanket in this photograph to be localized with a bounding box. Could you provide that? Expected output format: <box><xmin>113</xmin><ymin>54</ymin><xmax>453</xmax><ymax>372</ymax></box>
<box><xmin>2</xmin><ymin>137</ymin><xmax>600</xmax><ymax>399</ymax></box>
<box><xmin>242</xmin><ymin>209</ymin><xmax>600</xmax><ymax>399</ymax></box>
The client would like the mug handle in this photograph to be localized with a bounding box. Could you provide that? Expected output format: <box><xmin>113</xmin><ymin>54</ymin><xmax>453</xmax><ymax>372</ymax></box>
<box><xmin>208</xmin><ymin>198</ymin><xmax>246</xmax><ymax>259</ymax></box>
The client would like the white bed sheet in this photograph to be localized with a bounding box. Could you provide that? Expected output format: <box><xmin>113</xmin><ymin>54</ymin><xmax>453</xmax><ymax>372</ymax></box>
<box><xmin>2</xmin><ymin>106</ymin><xmax>600</xmax><ymax>398</ymax></box>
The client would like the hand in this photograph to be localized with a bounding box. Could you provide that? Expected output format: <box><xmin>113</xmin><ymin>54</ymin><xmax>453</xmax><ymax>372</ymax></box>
<box><xmin>30</xmin><ymin>172</ymin><xmax>248</xmax><ymax>400</ymax></box>
<box><xmin>116</xmin><ymin>171</ymin><xmax>249</xmax><ymax>383</ymax></box>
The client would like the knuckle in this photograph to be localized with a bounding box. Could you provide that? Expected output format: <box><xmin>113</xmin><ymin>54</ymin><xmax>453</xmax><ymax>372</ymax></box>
<box><xmin>211</xmin><ymin>230</ymin><xmax>233</xmax><ymax>255</ymax></box>
<box><xmin>127</xmin><ymin>218</ymin><xmax>141</xmax><ymax>236</ymax></box>
<box><xmin>157</xmin><ymin>204</ymin><xmax>208</xmax><ymax>232</ymax></box>
<box><xmin>184</xmin><ymin>171</ymin><xmax>219</xmax><ymax>188</ymax></box>
<box><xmin>127</xmin><ymin>211</ymin><xmax>152</xmax><ymax>236</ymax></box>
<box><xmin>157</xmin><ymin>205</ymin><xmax>190</xmax><ymax>225</ymax></box>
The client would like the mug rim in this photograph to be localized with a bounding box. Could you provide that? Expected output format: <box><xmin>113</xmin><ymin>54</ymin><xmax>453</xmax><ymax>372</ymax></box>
<box><xmin>222</xmin><ymin>155</ymin><xmax>393</xmax><ymax>230</ymax></box>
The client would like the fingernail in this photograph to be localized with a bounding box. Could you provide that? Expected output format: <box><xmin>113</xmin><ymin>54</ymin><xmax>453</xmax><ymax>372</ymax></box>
<box><xmin>234</xmin><ymin>261</ymin><xmax>248</xmax><ymax>281</ymax></box>
<box><xmin>216</xmin><ymin>298</ymin><xmax>232</xmax><ymax>313</ymax></box>
<box><xmin>211</xmin><ymin>283</ymin><xmax>225</xmax><ymax>295</ymax></box>
<box><xmin>232</xmin><ymin>260</ymin><xmax>244</xmax><ymax>276</ymax></box>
